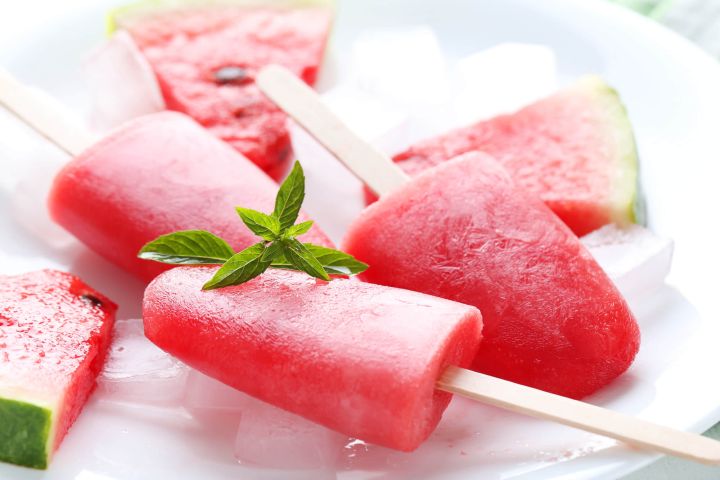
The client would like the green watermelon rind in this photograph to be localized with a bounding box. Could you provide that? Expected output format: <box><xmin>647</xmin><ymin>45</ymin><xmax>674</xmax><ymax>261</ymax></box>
<box><xmin>576</xmin><ymin>76</ymin><xmax>644</xmax><ymax>227</ymax></box>
<box><xmin>107</xmin><ymin>0</ymin><xmax>335</xmax><ymax>34</ymax></box>
<box><xmin>0</xmin><ymin>397</ymin><xmax>53</xmax><ymax>470</ymax></box>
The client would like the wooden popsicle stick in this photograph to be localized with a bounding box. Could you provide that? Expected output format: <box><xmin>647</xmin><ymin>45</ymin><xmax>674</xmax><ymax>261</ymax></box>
<box><xmin>257</xmin><ymin>64</ymin><xmax>409</xmax><ymax>197</ymax></box>
<box><xmin>438</xmin><ymin>366</ymin><xmax>720</xmax><ymax>465</ymax></box>
<box><xmin>0</xmin><ymin>67</ymin><xmax>96</xmax><ymax>157</ymax></box>
<box><xmin>257</xmin><ymin>64</ymin><xmax>720</xmax><ymax>466</ymax></box>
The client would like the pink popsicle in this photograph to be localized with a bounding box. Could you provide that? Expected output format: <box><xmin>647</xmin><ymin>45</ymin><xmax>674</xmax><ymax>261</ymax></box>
<box><xmin>343</xmin><ymin>153</ymin><xmax>640</xmax><ymax>399</ymax></box>
<box><xmin>48</xmin><ymin>112</ymin><xmax>332</xmax><ymax>281</ymax></box>
<box><xmin>143</xmin><ymin>266</ymin><xmax>483</xmax><ymax>451</ymax></box>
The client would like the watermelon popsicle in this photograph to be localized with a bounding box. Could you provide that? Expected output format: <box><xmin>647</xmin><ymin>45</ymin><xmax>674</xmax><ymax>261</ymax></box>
<box><xmin>47</xmin><ymin>111</ymin><xmax>332</xmax><ymax>282</ymax></box>
<box><xmin>0</xmin><ymin>69</ymin><xmax>332</xmax><ymax>283</ymax></box>
<box><xmin>143</xmin><ymin>266</ymin><xmax>483</xmax><ymax>451</ymax></box>
<box><xmin>345</xmin><ymin>152</ymin><xmax>639</xmax><ymax>398</ymax></box>
<box><xmin>142</xmin><ymin>263</ymin><xmax>720</xmax><ymax>463</ymax></box>
<box><xmin>257</xmin><ymin>65</ymin><xmax>639</xmax><ymax>399</ymax></box>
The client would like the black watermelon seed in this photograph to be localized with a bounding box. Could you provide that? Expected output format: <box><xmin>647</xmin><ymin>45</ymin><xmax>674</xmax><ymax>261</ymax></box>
<box><xmin>80</xmin><ymin>293</ymin><xmax>103</xmax><ymax>307</ymax></box>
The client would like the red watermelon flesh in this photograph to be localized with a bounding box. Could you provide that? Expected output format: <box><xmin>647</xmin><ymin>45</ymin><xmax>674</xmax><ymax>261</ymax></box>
<box><xmin>48</xmin><ymin>112</ymin><xmax>333</xmax><ymax>283</ymax></box>
<box><xmin>116</xmin><ymin>4</ymin><xmax>333</xmax><ymax>180</ymax></box>
<box><xmin>143</xmin><ymin>266</ymin><xmax>482</xmax><ymax>451</ymax></box>
<box><xmin>0</xmin><ymin>270</ymin><xmax>116</xmax><ymax>469</ymax></box>
<box><xmin>373</xmin><ymin>76</ymin><xmax>640</xmax><ymax>236</ymax></box>
<box><xmin>344</xmin><ymin>153</ymin><xmax>640</xmax><ymax>399</ymax></box>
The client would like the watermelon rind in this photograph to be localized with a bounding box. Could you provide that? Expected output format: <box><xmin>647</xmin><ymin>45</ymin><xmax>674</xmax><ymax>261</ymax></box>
<box><xmin>107</xmin><ymin>0</ymin><xmax>335</xmax><ymax>34</ymax></box>
<box><xmin>582</xmin><ymin>76</ymin><xmax>644</xmax><ymax>227</ymax></box>
<box><xmin>0</xmin><ymin>397</ymin><xmax>53</xmax><ymax>470</ymax></box>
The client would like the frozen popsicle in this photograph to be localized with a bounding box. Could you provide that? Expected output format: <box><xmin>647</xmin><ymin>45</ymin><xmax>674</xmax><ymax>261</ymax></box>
<box><xmin>143</xmin><ymin>266</ymin><xmax>483</xmax><ymax>452</ymax></box>
<box><xmin>257</xmin><ymin>65</ymin><xmax>639</xmax><ymax>399</ymax></box>
<box><xmin>0</xmin><ymin>68</ymin><xmax>333</xmax><ymax>282</ymax></box>
<box><xmin>142</xmin><ymin>264</ymin><xmax>720</xmax><ymax>464</ymax></box>
<box><xmin>345</xmin><ymin>152</ymin><xmax>639</xmax><ymax>399</ymax></box>
<box><xmin>0</xmin><ymin>270</ymin><xmax>116</xmax><ymax>469</ymax></box>
<box><xmin>48</xmin><ymin>112</ymin><xmax>332</xmax><ymax>281</ymax></box>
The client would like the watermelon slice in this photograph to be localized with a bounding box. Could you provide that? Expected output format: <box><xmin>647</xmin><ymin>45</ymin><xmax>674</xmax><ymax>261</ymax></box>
<box><xmin>379</xmin><ymin>76</ymin><xmax>641</xmax><ymax>236</ymax></box>
<box><xmin>0</xmin><ymin>270</ymin><xmax>116</xmax><ymax>469</ymax></box>
<box><xmin>111</xmin><ymin>0</ymin><xmax>334</xmax><ymax>180</ymax></box>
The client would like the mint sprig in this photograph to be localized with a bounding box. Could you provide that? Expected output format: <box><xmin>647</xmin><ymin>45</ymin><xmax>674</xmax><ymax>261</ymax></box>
<box><xmin>138</xmin><ymin>161</ymin><xmax>368</xmax><ymax>290</ymax></box>
<box><xmin>138</xmin><ymin>230</ymin><xmax>234</xmax><ymax>264</ymax></box>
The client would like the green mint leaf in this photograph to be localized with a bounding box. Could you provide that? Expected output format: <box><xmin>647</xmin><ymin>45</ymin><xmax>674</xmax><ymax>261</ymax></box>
<box><xmin>283</xmin><ymin>220</ymin><xmax>314</xmax><ymax>238</ymax></box>
<box><xmin>302</xmin><ymin>244</ymin><xmax>369</xmax><ymax>275</ymax></box>
<box><xmin>202</xmin><ymin>242</ymin><xmax>271</xmax><ymax>290</ymax></box>
<box><xmin>270</xmin><ymin>245</ymin><xmax>367</xmax><ymax>276</ymax></box>
<box><xmin>261</xmin><ymin>241</ymin><xmax>284</xmax><ymax>262</ymax></box>
<box><xmin>280</xmin><ymin>238</ymin><xmax>330</xmax><ymax>281</ymax></box>
<box><xmin>138</xmin><ymin>230</ymin><xmax>234</xmax><ymax>264</ymax></box>
<box><xmin>236</xmin><ymin>207</ymin><xmax>281</xmax><ymax>241</ymax></box>
<box><xmin>273</xmin><ymin>161</ymin><xmax>305</xmax><ymax>231</ymax></box>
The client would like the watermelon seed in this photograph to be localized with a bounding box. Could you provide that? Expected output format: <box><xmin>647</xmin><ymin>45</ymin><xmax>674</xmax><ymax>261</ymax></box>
<box><xmin>80</xmin><ymin>293</ymin><xmax>103</xmax><ymax>307</ymax></box>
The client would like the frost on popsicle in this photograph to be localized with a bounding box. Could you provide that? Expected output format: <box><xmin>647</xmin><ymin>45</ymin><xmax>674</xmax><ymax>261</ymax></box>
<box><xmin>98</xmin><ymin>318</ymin><xmax>188</xmax><ymax>406</ymax></box>
<box><xmin>138</xmin><ymin>161</ymin><xmax>367</xmax><ymax>289</ymax></box>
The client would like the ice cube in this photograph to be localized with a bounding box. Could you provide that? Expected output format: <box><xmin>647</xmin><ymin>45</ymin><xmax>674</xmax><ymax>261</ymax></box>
<box><xmin>581</xmin><ymin>224</ymin><xmax>674</xmax><ymax>300</ymax></box>
<box><xmin>184</xmin><ymin>370</ymin><xmax>346</xmax><ymax>470</ymax></box>
<box><xmin>291</xmin><ymin>86</ymin><xmax>408</xmax><ymax>243</ymax></box>
<box><xmin>10</xmin><ymin>149</ymin><xmax>76</xmax><ymax>251</ymax></box>
<box><xmin>184</xmin><ymin>369</ymin><xmax>250</xmax><ymax>414</ymax></box>
<box><xmin>322</xmin><ymin>86</ymin><xmax>410</xmax><ymax>154</ymax></box>
<box><xmin>234</xmin><ymin>399</ymin><xmax>347</xmax><ymax>470</ymax></box>
<box><xmin>349</xmin><ymin>27</ymin><xmax>451</xmax><ymax>141</ymax></box>
<box><xmin>450</xmin><ymin>43</ymin><xmax>558</xmax><ymax>125</ymax></box>
<box><xmin>0</xmin><ymin>104</ymin><xmax>77</xmax><ymax>250</ymax></box>
<box><xmin>98</xmin><ymin>319</ymin><xmax>188</xmax><ymax>406</ymax></box>
<box><xmin>83</xmin><ymin>31</ymin><xmax>164</xmax><ymax>131</ymax></box>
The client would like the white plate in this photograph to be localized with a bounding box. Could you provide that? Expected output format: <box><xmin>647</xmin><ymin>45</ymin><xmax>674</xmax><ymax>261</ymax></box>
<box><xmin>1</xmin><ymin>0</ymin><xmax>720</xmax><ymax>479</ymax></box>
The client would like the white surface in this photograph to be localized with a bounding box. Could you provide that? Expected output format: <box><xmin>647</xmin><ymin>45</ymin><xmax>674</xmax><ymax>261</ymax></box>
<box><xmin>0</xmin><ymin>0</ymin><xmax>720</xmax><ymax>479</ymax></box>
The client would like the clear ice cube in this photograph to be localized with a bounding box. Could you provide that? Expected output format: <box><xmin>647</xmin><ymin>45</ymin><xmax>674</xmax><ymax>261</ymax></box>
<box><xmin>98</xmin><ymin>319</ymin><xmax>188</xmax><ymax>406</ymax></box>
<box><xmin>349</xmin><ymin>27</ymin><xmax>451</xmax><ymax>141</ymax></box>
<box><xmin>581</xmin><ymin>223</ymin><xmax>674</xmax><ymax>300</ymax></box>
<box><xmin>184</xmin><ymin>371</ymin><xmax>346</xmax><ymax>470</ymax></box>
<box><xmin>184</xmin><ymin>370</ymin><xmax>250</xmax><ymax>414</ymax></box>
<box><xmin>83</xmin><ymin>31</ymin><xmax>165</xmax><ymax>131</ymax></box>
<box><xmin>9</xmin><ymin>149</ymin><xmax>76</xmax><ymax>251</ymax></box>
<box><xmin>234</xmin><ymin>399</ymin><xmax>347</xmax><ymax>470</ymax></box>
<box><xmin>450</xmin><ymin>43</ymin><xmax>558</xmax><ymax>125</ymax></box>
